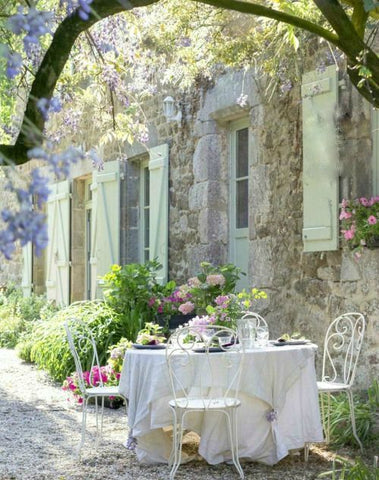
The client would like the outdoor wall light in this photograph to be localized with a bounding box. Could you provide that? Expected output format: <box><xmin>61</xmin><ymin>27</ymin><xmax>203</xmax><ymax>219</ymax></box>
<box><xmin>163</xmin><ymin>96</ymin><xmax>182</xmax><ymax>123</ymax></box>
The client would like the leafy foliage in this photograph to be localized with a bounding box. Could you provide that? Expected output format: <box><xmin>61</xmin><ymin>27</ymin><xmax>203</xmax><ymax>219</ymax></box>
<box><xmin>102</xmin><ymin>260</ymin><xmax>165</xmax><ymax>342</ymax></box>
<box><xmin>0</xmin><ymin>286</ymin><xmax>57</xmax><ymax>348</ymax></box>
<box><xmin>28</xmin><ymin>300</ymin><xmax>124</xmax><ymax>382</ymax></box>
<box><xmin>317</xmin><ymin>456</ymin><xmax>379</xmax><ymax>479</ymax></box>
<box><xmin>321</xmin><ymin>380</ymin><xmax>379</xmax><ymax>448</ymax></box>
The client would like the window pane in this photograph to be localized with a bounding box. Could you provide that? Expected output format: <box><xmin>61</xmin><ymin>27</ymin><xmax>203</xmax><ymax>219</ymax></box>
<box><xmin>236</xmin><ymin>179</ymin><xmax>248</xmax><ymax>228</ymax></box>
<box><xmin>236</xmin><ymin>128</ymin><xmax>248</xmax><ymax>178</ymax></box>
<box><xmin>144</xmin><ymin>208</ymin><xmax>150</xmax><ymax>248</ymax></box>
<box><xmin>144</xmin><ymin>167</ymin><xmax>150</xmax><ymax>205</ymax></box>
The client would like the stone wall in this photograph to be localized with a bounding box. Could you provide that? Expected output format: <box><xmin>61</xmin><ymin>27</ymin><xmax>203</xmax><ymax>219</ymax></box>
<box><xmin>0</xmin><ymin>65</ymin><xmax>377</xmax><ymax>390</ymax></box>
<box><xmin>164</xmin><ymin>68</ymin><xmax>378</xmax><ymax>390</ymax></box>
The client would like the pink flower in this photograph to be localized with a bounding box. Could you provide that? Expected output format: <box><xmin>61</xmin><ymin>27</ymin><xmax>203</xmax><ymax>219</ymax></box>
<box><xmin>343</xmin><ymin>229</ymin><xmax>355</xmax><ymax>240</ymax></box>
<box><xmin>339</xmin><ymin>210</ymin><xmax>352</xmax><ymax>220</ymax></box>
<box><xmin>178</xmin><ymin>301</ymin><xmax>195</xmax><ymax>314</ymax></box>
<box><xmin>148</xmin><ymin>297</ymin><xmax>156</xmax><ymax>308</ymax></box>
<box><xmin>368</xmin><ymin>215</ymin><xmax>377</xmax><ymax>225</ymax></box>
<box><xmin>206</xmin><ymin>274</ymin><xmax>225</xmax><ymax>286</ymax></box>
<box><xmin>359</xmin><ymin>197</ymin><xmax>369</xmax><ymax>206</ymax></box>
<box><xmin>341</xmin><ymin>198</ymin><xmax>348</xmax><ymax>208</ymax></box>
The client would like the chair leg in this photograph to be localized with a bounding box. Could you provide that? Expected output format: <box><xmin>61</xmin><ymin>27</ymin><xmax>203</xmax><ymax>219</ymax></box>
<box><xmin>169</xmin><ymin>409</ymin><xmax>183</xmax><ymax>480</ymax></box>
<box><xmin>346</xmin><ymin>390</ymin><xmax>363</xmax><ymax>452</ymax></box>
<box><xmin>319</xmin><ymin>392</ymin><xmax>330</xmax><ymax>444</ymax></box>
<box><xmin>225</xmin><ymin>409</ymin><xmax>244</xmax><ymax>479</ymax></box>
<box><xmin>77</xmin><ymin>397</ymin><xmax>88</xmax><ymax>458</ymax></box>
<box><xmin>304</xmin><ymin>443</ymin><xmax>310</xmax><ymax>462</ymax></box>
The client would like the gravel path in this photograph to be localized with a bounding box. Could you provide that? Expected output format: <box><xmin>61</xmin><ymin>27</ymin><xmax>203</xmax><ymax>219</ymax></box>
<box><xmin>0</xmin><ymin>348</ymin><xmax>364</xmax><ymax>480</ymax></box>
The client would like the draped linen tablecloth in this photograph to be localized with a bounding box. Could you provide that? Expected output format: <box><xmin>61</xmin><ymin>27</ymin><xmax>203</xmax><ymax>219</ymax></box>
<box><xmin>118</xmin><ymin>344</ymin><xmax>323</xmax><ymax>465</ymax></box>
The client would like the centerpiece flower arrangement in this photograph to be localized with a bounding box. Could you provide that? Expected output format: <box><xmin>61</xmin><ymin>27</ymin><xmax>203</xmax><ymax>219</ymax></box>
<box><xmin>188</xmin><ymin>288</ymin><xmax>267</xmax><ymax>330</ymax></box>
<box><xmin>339</xmin><ymin>197</ymin><xmax>379</xmax><ymax>254</ymax></box>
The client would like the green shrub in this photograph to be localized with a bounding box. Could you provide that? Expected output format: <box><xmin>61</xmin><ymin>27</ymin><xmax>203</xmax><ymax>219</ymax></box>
<box><xmin>102</xmin><ymin>260</ymin><xmax>167</xmax><ymax>342</ymax></box>
<box><xmin>0</xmin><ymin>285</ymin><xmax>58</xmax><ymax>349</ymax></box>
<box><xmin>318</xmin><ymin>456</ymin><xmax>378</xmax><ymax>479</ymax></box>
<box><xmin>0</xmin><ymin>314</ymin><xmax>24</xmax><ymax>348</ymax></box>
<box><xmin>29</xmin><ymin>300</ymin><xmax>125</xmax><ymax>382</ymax></box>
<box><xmin>322</xmin><ymin>380</ymin><xmax>378</xmax><ymax>448</ymax></box>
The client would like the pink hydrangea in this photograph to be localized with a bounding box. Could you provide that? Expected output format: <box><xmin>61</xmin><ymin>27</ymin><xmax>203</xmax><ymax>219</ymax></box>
<box><xmin>206</xmin><ymin>274</ymin><xmax>225</xmax><ymax>286</ymax></box>
<box><xmin>178</xmin><ymin>301</ymin><xmax>195</xmax><ymax>314</ymax></box>
<box><xmin>187</xmin><ymin>277</ymin><xmax>201</xmax><ymax>287</ymax></box>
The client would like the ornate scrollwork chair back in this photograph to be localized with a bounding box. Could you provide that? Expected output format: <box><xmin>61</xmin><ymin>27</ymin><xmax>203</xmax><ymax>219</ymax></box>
<box><xmin>165</xmin><ymin>324</ymin><xmax>245</xmax><ymax>479</ymax></box>
<box><xmin>64</xmin><ymin>319</ymin><xmax>127</xmax><ymax>457</ymax></box>
<box><xmin>318</xmin><ymin>312</ymin><xmax>366</xmax><ymax>452</ymax></box>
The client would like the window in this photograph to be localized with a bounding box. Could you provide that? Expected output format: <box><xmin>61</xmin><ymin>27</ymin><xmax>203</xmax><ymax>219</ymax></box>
<box><xmin>229</xmin><ymin>119</ymin><xmax>250</xmax><ymax>290</ymax></box>
<box><xmin>140</xmin><ymin>160</ymin><xmax>150</xmax><ymax>263</ymax></box>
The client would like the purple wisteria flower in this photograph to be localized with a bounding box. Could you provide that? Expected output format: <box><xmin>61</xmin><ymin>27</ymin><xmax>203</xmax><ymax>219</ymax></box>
<box><xmin>8</xmin><ymin>7</ymin><xmax>53</xmax><ymax>56</ymax></box>
<box><xmin>37</xmin><ymin>97</ymin><xmax>62</xmax><ymax>121</ymax></box>
<box><xmin>3</xmin><ymin>49</ymin><xmax>23</xmax><ymax>79</ymax></box>
<box><xmin>87</xmin><ymin>148</ymin><xmax>104</xmax><ymax>172</ymax></box>
<box><xmin>27</xmin><ymin>144</ymin><xmax>84</xmax><ymax>179</ymax></box>
<box><xmin>59</xmin><ymin>0</ymin><xmax>93</xmax><ymax>20</ymax></box>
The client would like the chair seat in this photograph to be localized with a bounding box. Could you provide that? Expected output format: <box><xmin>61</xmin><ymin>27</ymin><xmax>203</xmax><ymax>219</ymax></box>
<box><xmin>86</xmin><ymin>386</ymin><xmax>122</xmax><ymax>397</ymax></box>
<box><xmin>317</xmin><ymin>381</ymin><xmax>350</xmax><ymax>392</ymax></box>
<box><xmin>169</xmin><ymin>397</ymin><xmax>241</xmax><ymax>410</ymax></box>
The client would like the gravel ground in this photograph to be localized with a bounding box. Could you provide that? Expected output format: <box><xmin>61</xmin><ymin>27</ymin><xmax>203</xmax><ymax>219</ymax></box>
<box><xmin>0</xmin><ymin>348</ymin><xmax>370</xmax><ymax>480</ymax></box>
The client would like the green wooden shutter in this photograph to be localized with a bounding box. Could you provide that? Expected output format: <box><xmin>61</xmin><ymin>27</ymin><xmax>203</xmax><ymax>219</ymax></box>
<box><xmin>90</xmin><ymin>160</ymin><xmax>120</xmax><ymax>299</ymax></box>
<box><xmin>302</xmin><ymin>65</ymin><xmax>339</xmax><ymax>252</ymax></box>
<box><xmin>149</xmin><ymin>144</ymin><xmax>169</xmax><ymax>284</ymax></box>
<box><xmin>45</xmin><ymin>180</ymin><xmax>71</xmax><ymax>306</ymax></box>
<box><xmin>21</xmin><ymin>243</ymin><xmax>32</xmax><ymax>297</ymax></box>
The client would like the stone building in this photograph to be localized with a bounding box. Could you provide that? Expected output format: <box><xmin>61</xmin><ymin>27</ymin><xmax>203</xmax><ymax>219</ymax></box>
<box><xmin>0</xmin><ymin>62</ymin><xmax>378</xmax><ymax>389</ymax></box>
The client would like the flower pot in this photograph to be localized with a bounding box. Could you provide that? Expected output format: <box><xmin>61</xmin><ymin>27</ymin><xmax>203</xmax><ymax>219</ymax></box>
<box><xmin>156</xmin><ymin>313</ymin><xmax>196</xmax><ymax>330</ymax></box>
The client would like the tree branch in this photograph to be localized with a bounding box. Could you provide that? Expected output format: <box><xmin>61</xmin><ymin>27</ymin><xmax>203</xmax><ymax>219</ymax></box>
<box><xmin>0</xmin><ymin>0</ymin><xmax>157</xmax><ymax>165</ymax></box>
<box><xmin>193</xmin><ymin>0</ymin><xmax>341</xmax><ymax>46</ymax></box>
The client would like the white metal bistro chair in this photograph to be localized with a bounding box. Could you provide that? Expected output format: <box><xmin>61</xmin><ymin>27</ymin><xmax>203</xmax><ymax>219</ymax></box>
<box><xmin>305</xmin><ymin>312</ymin><xmax>365</xmax><ymax>460</ymax></box>
<box><xmin>166</xmin><ymin>324</ymin><xmax>245</xmax><ymax>479</ymax></box>
<box><xmin>64</xmin><ymin>319</ymin><xmax>127</xmax><ymax>457</ymax></box>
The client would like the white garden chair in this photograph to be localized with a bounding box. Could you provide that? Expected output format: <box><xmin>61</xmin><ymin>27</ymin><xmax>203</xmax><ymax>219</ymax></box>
<box><xmin>166</xmin><ymin>324</ymin><xmax>245</xmax><ymax>479</ymax></box>
<box><xmin>64</xmin><ymin>319</ymin><xmax>127</xmax><ymax>457</ymax></box>
<box><xmin>305</xmin><ymin>312</ymin><xmax>366</xmax><ymax>460</ymax></box>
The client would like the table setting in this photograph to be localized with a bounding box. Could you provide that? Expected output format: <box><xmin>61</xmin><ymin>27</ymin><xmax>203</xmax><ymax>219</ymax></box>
<box><xmin>118</xmin><ymin>318</ymin><xmax>323</xmax><ymax>466</ymax></box>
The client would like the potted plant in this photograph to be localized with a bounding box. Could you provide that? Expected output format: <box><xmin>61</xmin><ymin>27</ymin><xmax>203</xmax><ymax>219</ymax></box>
<box><xmin>339</xmin><ymin>196</ymin><xmax>379</xmax><ymax>255</ymax></box>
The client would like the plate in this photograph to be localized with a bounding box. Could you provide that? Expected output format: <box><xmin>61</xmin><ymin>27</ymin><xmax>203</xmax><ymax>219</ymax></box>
<box><xmin>193</xmin><ymin>346</ymin><xmax>224</xmax><ymax>353</ymax></box>
<box><xmin>272</xmin><ymin>340</ymin><xmax>310</xmax><ymax>346</ymax></box>
<box><xmin>132</xmin><ymin>343</ymin><xmax>166</xmax><ymax>350</ymax></box>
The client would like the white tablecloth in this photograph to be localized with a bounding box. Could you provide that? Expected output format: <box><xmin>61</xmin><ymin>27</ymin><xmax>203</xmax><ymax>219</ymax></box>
<box><xmin>119</xmin><ymin>344</ymin><xmax>323</xmax><ymax>465</ymax></box>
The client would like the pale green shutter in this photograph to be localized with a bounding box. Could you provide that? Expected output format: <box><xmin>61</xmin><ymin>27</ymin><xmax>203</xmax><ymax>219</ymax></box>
<box><xmin>149</xmin><ymin>144</ymin><xmax>169</xmax><ymax>284</ymax></box>
<box><xmin>45</xmin><ymin>180</ymin><xmax>71</xmax><ymax>306</ymax></box>
<box><xmin>90</xmin><ymin>160</ymin><xmax>120</xmax><ymax>299</ymax></box>
<box><xmin>21</xmin><ymin>243</ymin><xmax>32</xmax><ymax>297</ymax></box>
<box><xmin>302</xmin><ymin>65</ymin><xmax>339</xmax><ymax>252</ymax></box>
